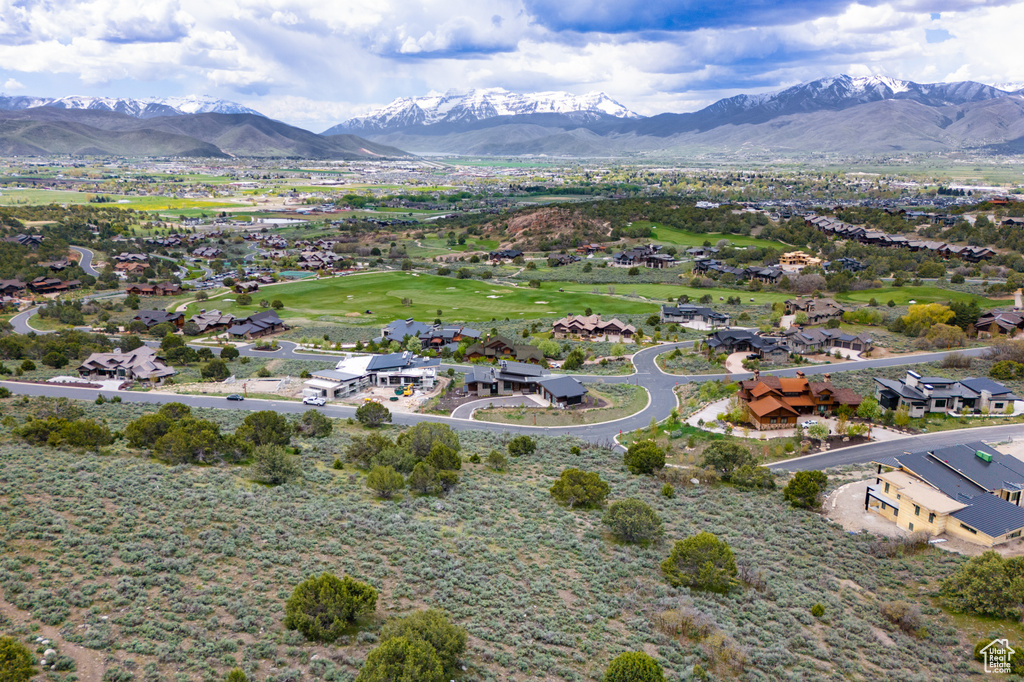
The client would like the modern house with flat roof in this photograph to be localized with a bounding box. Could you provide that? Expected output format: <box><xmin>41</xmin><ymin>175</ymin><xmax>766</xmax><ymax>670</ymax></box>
<box><xmin>464</xmin><ymin>360</ymin><xmax>588</xmax><ymax>408</ymax></box>
<box><xmin>868</xmin><ymin>443</ymin><xmax>1024</xmax><ymax>547</ymax></box>
<box><xmin>874</xmin><ymin>370</ymin><xmax>1018</xmax><ymax>417</ymax></box>
<box><xmin>660</xmin><ymin>304</ymin><xmax>730</xmax><ymax>329</ymax></box>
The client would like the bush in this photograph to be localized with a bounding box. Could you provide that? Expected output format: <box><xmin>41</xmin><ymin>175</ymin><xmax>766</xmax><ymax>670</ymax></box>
<box><xmin>661</xmin><ymin>532</ymin><xmax>738</xmax><ymax>594</ymax></box>
<box><xmin>700</xmin><ymin>441</ymin><xmax>754</xmax><ymax>480</ymax></box>
<box><xmin>356</xmin><ymin>636</ymin><xmax>444</xmax><ymax>682</ymax></box>
<box><xmin>296</xmin><ymin>409</ymin><xmax>333</xmax><ymax>437</ymax></box>
<box><xmin>225</xmin><ymin>669</ymin><xmax>248</xmax><ymax>682</ymax></box>
<box><xmin>603</xmin><ymin>651</ymin><xmax>665</xmax><ymax>682</ymax></box>
<box><xmin>810</xmin><ymin>603</ymin><xmax>825</xmax><ymax>618</ymax></box>
<box><xmin>940</xmin><ymin>551</ymin><xmax>1024</xmax><ymax>619</ymax></box>
<box><xmin>220</xmin><ymin>346</ymin><xmax>240</xmax><ymax>361</ymax></box>
<box><xmin>425</xmin><ymin>442</ymin><xmax>461</xmax><ymax>471</ymax></box>
<box><xmin>623</xmin><ymin>440</ymin><xmax>665</xmax><ymax>475</ymax></box>
<box><xmin>507</xmin><ymin>435</ymin><xmax>536</xmax><ymax>456</ymax></box>
<box><xmin>549</xmin><ymin>468</ymin><xmax>610</xmax><ymax>508</ymax></box>
<box><xmin>284</xmin><ymin>573</ymin><xmax>378</xmax><ymax>642</ymax></box>
<box><xmin>879</xmin><ymin>601</ymin><xmax>924</xmax><ymax>636</ymax></box>
<box><xmin>731</xmin><ymin>465</ymin><xmax>776</xmax><ymax>490</ymax></box>
<box><xmin>783</xmin><ymin>470</ymin><xmax>828</xmax><ymax>509</ymax></box>
<box><xmin>356</xmin><ymin>401</ymin><xmax>392</xmax><ymax>427</ymax></box>
<box><xmin>366</xmin><ymin>465</ymin><xmax>405</xmax><ymax>499</ymax></box>
<box><xmin>378</xmin><ymin>609</ymin><xmax>467</xmax><ymax>675</ymax></box>
<box><xmin>0</xmin><ymin>636</ymin><xmax>34</xmax><ymax>682</ymax></box>
<box><xmin>408</xmin><ymin>462</ymin><xmax>438</xmax><ymax>494</ymax></box>
<box><xmin>437</xmin><ymin>470</ymin><xmax>458</xmax><ymax>492</ymax></box>
<box><xmin>201</xmin><ymin>358</ymin><xmax>230</xmax><ymax>380</ymax></box>
<box><xmin>397</xmin><ymin>422</ymin><xmax>460</xmax><ymax>459</ymax></box>
<box><xmin>252</xmin><ymin>444</ymin><xmax>301</xmax><ymax>485</ymax></box>
<box><xmin>236</xmin><ymin>410</ymin><xmax>292</xmax><ymax>447</ymax></box>
<box><xmin>487</xmin><ymin>449</ymin><xmax>508</xmax><ymax>471</ymax></box>
<box><xmin>602</xmin><ymin>498</ymin><xmax>664</xmax><ymax>544</ymax></box>
<box><xmin>662</xmin><ymin>483</ymin><xmax>675</xmax><ymax>498</ymax></box>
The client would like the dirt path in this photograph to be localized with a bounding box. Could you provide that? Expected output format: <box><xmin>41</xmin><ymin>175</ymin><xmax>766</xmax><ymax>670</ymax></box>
<box><xmin>0</xmin><ymin>593</ymin><xmax>105</xmax><ymax>681</ymax></box>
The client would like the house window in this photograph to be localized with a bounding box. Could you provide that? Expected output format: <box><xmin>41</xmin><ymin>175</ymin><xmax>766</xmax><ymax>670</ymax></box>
<box><xmin>960</xmin><ymin>523</ymin><xmax>977</xmax><ymax>534</ymax></box>
<box><xmin>1011</xmin><ymin>530</ymin><xmax>1022</xmax><ymax>539</ymax></box>
<box><xmin>893</xmin><ymin>508</ymin><xmax>898</xmax><ymax>517</ymax></box>
<box><xmin>770</xmin><ymin>417</ymin><xmax>777</xmax><ymax>424</ymax></box>
<box><xmin>934</xmin><ymin>399</ymin><xmax>946</xmax><ymax>408</ymax></box>
<box><xmin>880</xmin><ymin>502</ymin><xmax>886</xmax><ymax>510</ymax></box>
<box><xmin>914</xmin><ymin>505</ymin><xmax>920</xmax><ymax>516</ymax></box>
<box><xmin>995</xmin><ymin>403</ymin><xmax>1004</xmax><ymax>410</ymax></box>
<box><xmin>928</xmin><ymin>513</ymin><xmax>935</xmax><ymax>523</ymax></box>
<box><xmin>884</xmin><ymin>483</ymin><xmax>890</xmax><ymax>493</ymax></box>
<box><xmin>908</xmin><ymin>522</ymin><xmax>914</xmax><ymax>531</ymax></box>
<box><xmin>1013</xmin><ymin>492</ymin><xmax>1021</xmax><ymax>505</ymax></box>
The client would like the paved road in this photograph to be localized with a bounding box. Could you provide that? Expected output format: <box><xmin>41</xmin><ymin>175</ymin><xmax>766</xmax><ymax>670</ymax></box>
<box><xmin>9</xmin><ymin>307</ymin><xmax>44</xmax><ymax>335</ymax></box>
<box><xmin>70</xmin><ymin>246</ymin><xmax>100</xmax><ymax>277</ymax></box>
<box><xmin>451</xmin><ymin>395</ymin><xmax>545</xmax><ymax>420</ymax></box>
<box><xmin>770</xmin><ymin>423</ymin><xmax>1024</xmax><ymax>471</ymax></box>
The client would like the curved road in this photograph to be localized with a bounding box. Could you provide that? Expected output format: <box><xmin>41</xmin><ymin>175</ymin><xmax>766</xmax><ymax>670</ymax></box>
<box><xmin>71</xmin><ymin>246</ymin><xmax>100</xmax><ymax>277</ymax></box>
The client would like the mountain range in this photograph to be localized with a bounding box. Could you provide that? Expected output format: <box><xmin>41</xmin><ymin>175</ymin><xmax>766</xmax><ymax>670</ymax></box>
<box><xmin>0</xmin><ymin>107</ymin><xmax>409</xmax><ymax>159</ymax></box>
<box><xmin>0</xmin><ymin>94</ymin><xmax>263</xmax><ymax>119</ymax></box>
<box><xmin>1</xmin><ymin>75</ymin><xmax>1023</xmax><ymax>158</ymax></box>
<box><xmin>333</xmin><ymin>75</ymin><xmax>1024</xmax><ymax>156</ymax></box>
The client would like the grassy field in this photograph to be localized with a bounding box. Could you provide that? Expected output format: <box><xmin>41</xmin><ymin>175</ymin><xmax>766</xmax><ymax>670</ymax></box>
<box><xmin>835</xmin><ymin>285</ymin><xmax>1004</xmax><ymax>309</ymax></box>
<box><xmin>629</xmin><ymin>222</ymin><xmax>791</xmax><ymax>251</ymax></box>
<box><xmin>0</xmin><ymin>188</ymin><xmax>242</xmax><ymax>211</ymax></box>
<box><xmin>473</xmin><ymin>384</ymin><xmax>648</xmax><ymax>426</ymax></box>
<box><xmin>186</xmin><ymin>272</ymin><xmax>660</xmax><ymax>325</ymax></box>
<box><xmin>556</xmin><ymin>281</ymin><xmax>791</xmax><ymax>305</ymax></box>
<box><xmin>0</xmin><ymin>398</ymin><xmax>995</xmax><ymax>681</ymax></box>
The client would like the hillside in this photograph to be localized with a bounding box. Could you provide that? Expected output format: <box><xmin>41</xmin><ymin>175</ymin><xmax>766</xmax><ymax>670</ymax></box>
<box><xmin>0</xmin><ymin>108</ymin><xmax>412</xmax><ymax>159</ymax></box>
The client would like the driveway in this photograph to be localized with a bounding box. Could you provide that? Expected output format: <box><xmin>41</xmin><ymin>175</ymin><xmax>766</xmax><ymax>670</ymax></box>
<box><xmin>450</xmin><ymin>395</ymin><xmax>548</xmax><ymax>419</ymax></box>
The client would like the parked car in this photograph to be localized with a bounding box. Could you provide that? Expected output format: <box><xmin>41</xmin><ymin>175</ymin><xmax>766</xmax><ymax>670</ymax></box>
<box><xmin>302</xmin><ymin>396</ymin><xmax>327</xmax><ymax>406</ymax></box>
<box><xmin>800</xmin><ymin>419</ymin><xmax>818</xmax><ymax>428</ymax></box>
<box><xmin>746</xmin><ymin>353</ymin><xmax>760</xmax><ymax>360</ymax></box>
<box><xmin>226</xmin><ymin>394</ymin><xmax>244</xmax><ymax>401</ymax></box>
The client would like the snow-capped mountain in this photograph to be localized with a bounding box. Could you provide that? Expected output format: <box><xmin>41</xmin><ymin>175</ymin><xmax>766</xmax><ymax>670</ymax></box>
<box><xmin>0</xmin><ymin>94</ymin><xmax>263</xmax><ymax>119</ymax></box>
<box><xmin>325</xmin><ymin>88</ymin><xmax>639</xmax><ymax>134</ymax></box>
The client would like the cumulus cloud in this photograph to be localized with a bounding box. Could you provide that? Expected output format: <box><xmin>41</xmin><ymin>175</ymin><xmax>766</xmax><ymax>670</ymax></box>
<box><xmin>0</xmin><ymin>0</ymin><xmax>1020</xmax><ymax>129</ymax></box>
<box><xmin>3</xmin><ymin>77</ymin><xmax>25</xmax><ymax>91</ymax></box>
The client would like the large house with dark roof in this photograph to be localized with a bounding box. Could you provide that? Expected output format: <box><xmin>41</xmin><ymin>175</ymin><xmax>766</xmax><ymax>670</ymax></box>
<box><xmin>975</xmin><ymin>310</ymin><xmax>1024</xmax><ymax>337</ymax></box>
<box><xmin>660</xmin><ymin>304</ymin><xmax>730</xmax><ymax>329</ymax></box>
<box><xmin>868</xmin><ymin>442</ymin><xmax>1024</xmax><ymax>547</ymax></box>
<box><xmin>737</xmin><ymin>370</ymin><xmax>862</xmax><ymax>429</ymax></box>
<box><xmin>227</xmin><ymin>310</ymin><xmax>286</xmax><ymax>339</ymax></box>
<box><xmin>874</xmin><ymin>370</ymin><xmax>1018</xmax><ymax>417</ymax></box>
<box><xmin>77</xmin><ymin>346</ymin><xmax>175</xmax><ymax>385</ymax></box>
<box><xmin>464</xmin><ymin>361</ymin><xmax>588</xmax><ymax>407</ymax></box>
<box><xmin>780</xmin><ymin>327</ymin><xmax>873</xmax><ymax>355</ymax></box>
<box><xmin>132</xmin><ymin>310</ymin><xmax>184</xmax><ymax>329</ymax></box>
<box><xmin>464</xmin><ymin>335</ymin><xmax>544</xmax><ymax>364</ymax></box>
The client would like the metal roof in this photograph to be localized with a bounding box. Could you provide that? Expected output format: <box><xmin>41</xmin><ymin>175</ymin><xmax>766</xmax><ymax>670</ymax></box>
<box><xmin>929</xmin><ymin>443</ymin><xmax>1024</xmax><ymax>492</ymax></box>
<box><xmin>537</xmin><ymin>376</ymin><xmax>588</xmax><ymax>399</ymax></box>
<box><xmin>951</xmin><ymin>494</ymin><xmax>1024</xmax><ymax>538</ymax></box>
<box><xmin>881</xmin><ymin>451</ymin><xmax>986</xmax><ymax>500</ymax></box>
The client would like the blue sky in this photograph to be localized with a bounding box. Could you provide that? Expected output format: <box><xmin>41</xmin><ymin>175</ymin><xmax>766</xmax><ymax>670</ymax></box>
<box><xmin>0</xmin><ymin>0</ymin><xmax>1020</xmax><ymax>131</ymax></box>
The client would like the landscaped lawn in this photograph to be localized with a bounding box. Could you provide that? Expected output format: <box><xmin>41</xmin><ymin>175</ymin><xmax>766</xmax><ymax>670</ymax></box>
<box><xmin>184</xmin><ymin>272</ymin><xmax>659</xmax><ymax>325</ymax></box>
<box><xmin>0</xmin><ymin>188</ymin><xmax>242</xmax><ymax>211</ymax></box>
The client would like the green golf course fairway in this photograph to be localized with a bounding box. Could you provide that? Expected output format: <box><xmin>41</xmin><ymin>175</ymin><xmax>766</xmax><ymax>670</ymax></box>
<box><xmin>188</xmin><ymin>272</ymin><xmax>660</xmax><ymax>324</ymax></box>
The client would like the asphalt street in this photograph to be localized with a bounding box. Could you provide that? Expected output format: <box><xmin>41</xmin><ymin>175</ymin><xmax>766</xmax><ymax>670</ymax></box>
<box><xmin>71</xmin><ymin>246</ymin><xmax>100</xmax><ymax>276</ymax></box>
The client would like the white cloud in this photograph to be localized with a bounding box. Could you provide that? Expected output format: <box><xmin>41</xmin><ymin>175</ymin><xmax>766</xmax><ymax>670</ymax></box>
<box><xmin>3</xmin><ymin>77</ymin><xmax>25</xmax><ymax>90</ymax></box>
<box><xmin>0</xmin><ymin>0</ymin><xmax>1020</xmax><ymax>127</ymax></box>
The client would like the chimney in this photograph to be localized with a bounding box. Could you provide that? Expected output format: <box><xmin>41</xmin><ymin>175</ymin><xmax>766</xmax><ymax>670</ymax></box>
<box><xmin>824</xmin><ymin>373</ymin><xmax>831</xmax><ymax>382</ymax></box>
<box><xmin>796</xmin><ymin>371</ymin><xmax>805</xmax><ymax>378</ymax></box>
<box><xmin>753</xmin><ymin>369</ymin><xmax>760</xmax><ymax>381</ymax></box>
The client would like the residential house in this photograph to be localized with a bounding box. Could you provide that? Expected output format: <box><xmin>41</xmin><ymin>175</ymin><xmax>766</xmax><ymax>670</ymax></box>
<box><xmin>488</xmin><ymin>249</ymin><xmax>523</xmax><ymax>262</ymax></box>
<box><xmin>867</xmin><ymin>443</ymin><xmax>1024</xmax><ymax>547</ymax></box>
<box><xmin>737</xmin><ymin>371</ymin><xmax>862</xmax><ymax>430</ymax></box>
<box><xmin>692</xmin><ymin>258</ymin><xmax>745</xmax><ymax>278</ymax></box>
<box><xmin>975</xmin><ymin>311</ymin><xmax>1024</xmax><ymax>336</ymax></box>
<box><xmin>39</xmin><ymin>259</ymin><xmax>70</xmax><ymax>271</ymax></box>
<box><xmin>234</xmin><ymin>281</ymin><xmax>260</xmax><ymax>294</ymax></box>
<box><xmin>464</xmin><ymin>335</ymin><xmax>544</xmax><ymax>364</ymax></box>
<box><xmin>133</xmin><ymin>310</ymin><xmax>184</xmax><ymax>329</ymax></box>
<box><xmin>0</xmin><ymin>280</ymin><xmax>26</xmax><ymax>296</ymax></box>
<box><xmin>417</xmin><ymin>324</ymin><xmax>481</xmax><ymax>351</ymax></box>
<box><xmin>303</xmin><ymin>368</ymin><xmax>371</xmax><ymax>400</ymax></box>
<box><xmin>552</xmin><ymin>314</ymin><xmax>636</xmax><ymax>343</ymax></box>
<box><xmin>77</xmin><ymin>346</ymin><xmax>175</xmax><ymax>385</ymax></box>
<box><xmin>114</xmin><ymin>262</ymin><xmax>148</xmax><ymax>275</ymax></box>
<box><xmin>781</xmin><ymin>327</ymin><xmax>873</xmax><ymax>355</ymax></box>
<box><xmin>537</xmin><ymin>376</ymin><xmax>589</xmax><ymax>407</ymax></box>
<box><xmin>366</xmin><ymin>352</ymin><xmax>439</xmax><ymax>388</ymax></box>
<box><xmin>575</xmin><ymin>244</ymin><xmax>603</xmax><ymax>254</ymax></box>
<box><xmin>548</xmin><ymin>254</ymin><xmax>580</xmax><ymax>266</ymax></box>
<box><xmin>685</xmin><ymin>246</ymin><xmax>720</xmax><ymax>259</ymax></box>
<box><xmin>465</xmin><ymin>360</ymin><xmax>549</xmax><ymax>397</ymax></box>
<box><xmin>874</xmin><ymin>370</ymin><xmax>1019</xmax><ymax>417</ymax></box>
<box><xmin>227</xmin><ymin>310</ymin><xmax>286</xmax><ymax>339</ymax></box>
<box><xmin>191</xmin><ymin>246</ymin><xmax>224</xmax><ymax>259</ymax></box>
<box><xmin>381</xmin><ymin>318</ymin><xmax>433</xmax><ymax>343</ymax></box>
<box><xmin>784</xmin><ymin>297</ymin><xmax>846</xmax><ymax>324</ymax></box>
<box><xmin>126</xmin><ymin>282</ymin><xmax>181</xmax><ymax>296</ymax></box>
<box><xmin>114</xmin><ymin>253</ymin><xmax>149</xmax><ymax>263</ymax></box>
<box><xmin>743</xmin><ymin>265</ymin><xmax>784</xmax><ymax>284</ymax></box>
<box><xmin>778</xmin><ymin>251</ymin><xmax>823</xmax><ymax>270</ymax></box>
<box><xmin>823</xmin><ymin>257</ymin><xmax>865</xmax><ymax>273</ymax></box>
<box><xmin>28</xmin><ymin>277</ymin><xmax>81</xmax><ymax>294</ymax></box>
<box><xmin>804</xmin><ymin>214</ymin><xmax>994</xmax><ymax>262</ymax></box>
<box><xmin>613</xmin><ymin>244</ymin><xmax>676</xmax><ymax>268</ymax></box>
<box><xmin>3</xmin><ymin>234</ymin><xmax>43</xmax><ymax>248</ymax></box>
<box><xmin>189</xmin><ymin>309</ymin><xmax>235</xmax><ymax>334</ymax></box>
<box><xmin>660</xmin><ymin>304</ymin><xmax>730</xmax><ymax>329</ymax></box>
